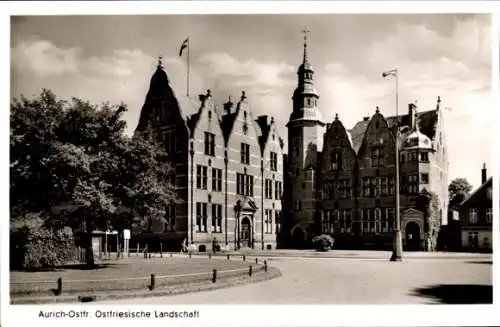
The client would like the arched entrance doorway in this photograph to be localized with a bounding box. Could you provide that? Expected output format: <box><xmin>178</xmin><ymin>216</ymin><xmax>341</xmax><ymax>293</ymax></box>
<box><xmin>291</xmin><ymin>225</ymin><xmax>306</xmax><ymax>249</ymax></box>
<box><xmin>240</xmin><ymin>217</ymin><xmax>251</xmax><ymax>248</ymax></box>
<box><xmin>405</xmin><ymin>222</ymin><xmax>421</xmax><ymax>251</ymax></box>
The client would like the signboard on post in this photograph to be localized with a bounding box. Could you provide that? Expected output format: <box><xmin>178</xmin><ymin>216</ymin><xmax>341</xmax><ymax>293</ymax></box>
<box><xmin>123</xmin><ymin>229</ymin><xmax>130</xmax><ymax>240</ymax></box>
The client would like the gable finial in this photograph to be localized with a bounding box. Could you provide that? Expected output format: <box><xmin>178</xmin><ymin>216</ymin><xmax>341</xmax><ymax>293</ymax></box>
<box><xmin>158</xmin><ymin>54</ymin><xmax>163</xmax><ymax>68</ymax></box>
<box><xmin>241</xmin><ymin>90</ymin><xmax>246</xmax><ymax>100</ymax></box>
<box><xmin>375</xmin><ymin>106</ymin><xmax>380</xmax><ymax>114</ymax></box>
<box><xmin>335</xmin><ymin>113</ymin><xmax>339</xmax><ymax>120</ymax></box>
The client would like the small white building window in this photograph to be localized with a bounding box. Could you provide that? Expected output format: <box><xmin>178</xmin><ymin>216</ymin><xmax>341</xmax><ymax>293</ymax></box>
<box><xmin>486</xmin><ymin>208</ymin><xmax>492</xmax><ymax>223</ymax></box>
<box><xmin>469</xmin><ymin>208</ymin><xmax>478</xmax><ymax>224</ymax></box>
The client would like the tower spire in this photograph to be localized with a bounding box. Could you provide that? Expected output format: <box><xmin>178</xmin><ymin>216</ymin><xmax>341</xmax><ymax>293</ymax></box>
<box><xmin>302</xmin><ymin>26</ymin><xmax>310</xmax><ymax>64</ymax></box>
<box><xmin>157</xmin><ymin>55</ymin><xmax>163</xmax><ymax>68</ymax></box>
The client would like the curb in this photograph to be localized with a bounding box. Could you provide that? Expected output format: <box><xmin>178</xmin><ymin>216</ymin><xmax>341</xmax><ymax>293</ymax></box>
<box><xmin>10</xmin><ymin>267</ymin><xmax>282</xmax><ymax>304</ymax></box>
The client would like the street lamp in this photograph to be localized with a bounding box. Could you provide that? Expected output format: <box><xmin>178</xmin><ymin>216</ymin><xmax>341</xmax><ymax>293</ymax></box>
<box><xmin>382</xmin><ymin>68</ymin><xmax>403</xmax><ymax>262</ymax></box>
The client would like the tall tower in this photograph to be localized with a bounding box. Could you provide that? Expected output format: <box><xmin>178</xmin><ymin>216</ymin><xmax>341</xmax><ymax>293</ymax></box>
<box><xmin>286</xmin><ymin>28</ymin><xmax>326</xmax><ymax>248</ymax></box>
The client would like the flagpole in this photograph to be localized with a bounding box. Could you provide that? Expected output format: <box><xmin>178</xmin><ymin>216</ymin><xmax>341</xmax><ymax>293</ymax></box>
<box><xmin>187</xmin><ymin>38</ymin><xmax>190</xmax><ymax>97</ymax></box>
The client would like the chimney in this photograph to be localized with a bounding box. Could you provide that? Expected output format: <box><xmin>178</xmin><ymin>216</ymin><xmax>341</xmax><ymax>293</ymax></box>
<box><xmin>481</xmin><ymin>163</ymin><xmax>487</xmax><ymax>184</ymax></box>
<box><xmin>363</xmin><ymin>116</ymin><xmax>370</xmax><ymax>122</ymax></box>
<box><xmin>408</xmin><ymin>103</ymin><xmax>417</xmax><ymax>130</ymax></box>
<box><xmin>223</xmin><ymin>96</ymin><xmax>233</xmax><ymax>115</ymax></box>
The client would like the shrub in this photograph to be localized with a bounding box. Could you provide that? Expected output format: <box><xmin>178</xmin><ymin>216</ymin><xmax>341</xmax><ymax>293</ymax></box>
<box><xmin>312</xmin><ymin>234</ymin><xmax>335</xmax><ymax>252</ymax></box>
<box><xmin>10</xmin><ymin>214</ymin><xmax>76</xmax><ymax>270</ymax></box>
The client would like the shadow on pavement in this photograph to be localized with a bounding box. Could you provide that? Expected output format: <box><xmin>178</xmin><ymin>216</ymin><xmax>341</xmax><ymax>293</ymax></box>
<box><xmin>412</xmin><ymin>284</ymin><xmax>492</xmax><ymax>304</ymax></box>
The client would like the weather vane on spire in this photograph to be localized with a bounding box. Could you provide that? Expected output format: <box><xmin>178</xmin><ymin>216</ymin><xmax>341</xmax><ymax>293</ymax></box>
<box><xmin>302</xmin><ymin>26</ymin><xmax>310</xmax><ymax>48</ymax></box>
<box><xmin>158</xmin><ymin>54</ymin><xmax>163</xmax><ymax>67</ymax></box>
<box><xmin>301</xmin><ymin>26</ymin><xmax>310</xmax><ymax>63</ymax></box>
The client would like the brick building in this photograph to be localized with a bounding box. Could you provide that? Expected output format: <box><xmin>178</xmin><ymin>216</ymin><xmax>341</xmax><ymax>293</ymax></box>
<box><xmin>134</xmin><ymin>34</ymin><xmax>449</xmax><ymax>252</ymax></box>
<box><xmin>459</xmin><ymin>164</ymin><xmax>492</xmax><ymax>252</ymax></box>
<box><xmin>284</xmin><ymin>34</ymin><xmax>449</xmax><ymax>251</ymax></box>
<box><xmin>134</xmin><ymin>59</ymin><xmax>284</xmax><ymax>251</ymax></box>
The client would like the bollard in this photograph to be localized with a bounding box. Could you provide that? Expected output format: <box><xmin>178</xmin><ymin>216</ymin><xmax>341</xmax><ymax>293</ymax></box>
<box><xmin>208</xmin><ymin>253</ymin><xmax>212</xmax><ymax>259</ymax></box>
<box><xmin>227</xmin><ymin>254</ymin><xmax>230</xmax><ymax>260</ymax></box>
<box><xmin>189</xmin><ymin>252</ymin><xmax>192</xmax><ymax>259</ymax></box>
<box><xmin>249</xmin><ymin>265</ymin><xmax>252</xmax><ymax>277</ymax></box>
<box><xmin>264</xmin><ymin>260</ymin><xmax>268</xmax><ymax>272</ymax></box>
<box><xmin>56</xmin><ymin>277</ymin><xmax>62</xmax><ymax>296</ymax></box>
<box><xmin>255</xmin><ymin>258</ymin><xmax>258</xmax><ymax>264</ymax></box>
<box><xmin>160</xmin><ymin>243</ymin><xmax>163</xmax><ymax>258</ymax></box>
<box><xmin>243</xmin><ymin>255</ymin><xmax>246</xmax><ymax>261</ymax></box>
<box><xmin>212</xmin><ymin>269</ymin><xmax>217</xmax><ymax>283</ymax></box>
<box><xmin>150</xmin><ymin>274</ymin><xmax>156</xmax><ymax>291</ymax></box>
<box><xmin>144</xmin><ymin>251</ymin><xmax>147</xmax><ymax>259</ymax></box>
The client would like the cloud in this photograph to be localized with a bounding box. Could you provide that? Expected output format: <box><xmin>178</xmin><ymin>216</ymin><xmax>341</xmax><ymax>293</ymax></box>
<box><xmin>12</xmin><ymin>39</ymin><xmax>81</xmax><ymax>77</ymax></box>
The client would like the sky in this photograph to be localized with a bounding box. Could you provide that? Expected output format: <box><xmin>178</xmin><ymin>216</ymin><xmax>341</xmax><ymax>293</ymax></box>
<box><xmin>10</xmin><ymin>14</ymin><xmax>493</xmax><ymax>190</ymax></box>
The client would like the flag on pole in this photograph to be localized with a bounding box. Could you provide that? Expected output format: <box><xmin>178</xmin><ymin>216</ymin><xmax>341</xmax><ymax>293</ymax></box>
<box><xmin>179</xmin><ymin>38</ymin><xmax>189</xmax><ymax>56</ymax></box>
<box><xmin>382</xmin><ymin>69</ymin><xmax>397</xmax><ymax>78</ymax></box>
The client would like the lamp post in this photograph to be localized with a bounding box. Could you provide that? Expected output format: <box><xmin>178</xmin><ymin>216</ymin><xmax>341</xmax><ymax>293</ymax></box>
<box><xmin>382</xmin><ymin>68</ymin><xmax>403</xmax><ymax>262</ymax></box>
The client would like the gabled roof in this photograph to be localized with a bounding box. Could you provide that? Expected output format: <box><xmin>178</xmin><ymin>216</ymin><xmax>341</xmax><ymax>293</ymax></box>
<box><xmin>348</xmin><ymin>109</ymin><xmax>439</xmax><ymax>154</ymax></box>
<box><xmin>460</xmin><ymin>176</ymin><xmax>492</xmax><ymax>206</ymax></box>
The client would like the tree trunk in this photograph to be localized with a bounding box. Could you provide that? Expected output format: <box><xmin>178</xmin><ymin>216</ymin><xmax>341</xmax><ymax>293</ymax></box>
<box><xmin>85</xmin><ymin>215</ymin><xmax>96</xmax><ymax>268</ymax></box>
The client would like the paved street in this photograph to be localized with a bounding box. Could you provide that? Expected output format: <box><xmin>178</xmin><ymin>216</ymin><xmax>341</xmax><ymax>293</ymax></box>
<box><xmin>101</xmin><ymin>253</ymin><xmax>492</xmax><ymax>304</ymax></box>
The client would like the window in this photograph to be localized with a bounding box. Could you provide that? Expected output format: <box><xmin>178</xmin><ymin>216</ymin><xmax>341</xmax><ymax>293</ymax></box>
<box><xmin>323</xmin><ymin>182</ymin><xmax>334</xmax><ymax>200</ymax></box>
<box><xmin>322</xmin><ymin>211</ymin><xmax>330</xmax><ymax>234</ymax></box>
<box><xmin>237</xmin><ymin>173</ymin><xmax>245</xmax><ymax>195</ymax></box>
<box><xmin>469</xmin><ymin>208</ymin><xmax>478</xmax><ymax>224</ymax></box>
<box><xmin>380</xmin><ymin>208</ymin><xmax>388</xmax><ymax>232</ymax></box>
<box><xmin>380</xmin><ymin>177</ymin><xmax>388</xmax><ymax>196</ymax></box>
<box><xmin>246</xmin><ymin>175</ymin><xmax>254</xmax><ymax>196</ymax></box>
<box><xmin>420</xmin><ymin>152</ymin><xmax>429</xmax><ymax>162</ymax></box>
<box><xmin>275</xmin><ymin>181</ymin><xmax>283</xmax><ymax>200</ymax></box>
<box><xmin>330</xmin><ymin>210</ymin><xmax>337</xmax><ymax>234</ymax></box>
<box><xmin>388</xmin><ymin>208</ymin><xmax>394</xmax><ymax>231</ymax></box>
<box><xmin>196</xmin><ymin>202</ymin><xmax>208</xmax><ymax>233</ymax></box>
<box><xmin>408</xmin><ymin>174</ymin><xmax>418</xmax><ymax>194</ymax></box>
<box><xmin>344</xmin><ymin>210</ymin><xmax>352</xmax><ymax>233</ymax></box>
<box><xmin>241</xmin><ymin>143</ymin><xmax>250</xmax><ymax>164</ymax></box>
<box><xmin>212</xmin><ymin>168</ymin><xmax>223</xmax><ymax>192</ymax></box>
<box><xmin>196</xmin><ymin>165</ymin><xmax>208</xmax><ymax>190</ymax></box>
<box><xmin>165</xmin><ymin>204</ymin><xmax>176</xmax><ymax>232</ymax></box>
<box><xmin>371</xmin><ymin>148</ymin><xmax>384</xmax><ymax>167</ymax></box>
<box><xmin>339</xmin><ymin>179</ymin><xmax>351</xmax><ymax>199</ymax></box>
<box><xmin>487</xmin><ymin>187</ymin><xmax>492</xmax><ymax>200</ymax></box>
<box><xmin>275</xmin><ymin>211</ymin><xmax>281</xmax><ymax>234</ymax></box>
<box><xmin>204</xmin><ymin>132</ymin><xmax>215</xmax><ymax>156</ymax></box>
<box><xmin>265</xmin><ymin>209</ymin><xmax>273</xmax><ymax>234</ymax></box>
<box><xmin>400</xmin><ymin>153</ymin><xmax>405</xmax><ymax>163</ymax></box>
<box><xmin>486</xmin><ymin>208</ymin><xmax>492</xmax><ymax>224</ymax></box>
<box><xmin>211</xmin><ymin>204</ymin><xmax>222</xmax><ymax>233</ymax></box>
<box><xmin>236</xmin><ymin>173</ymin><xmax>253</xmax><ymax>196</ymax></box>
<box><xmin>409</xmin><ymin>151</ymin><xmax>418</xmax><ymax>162</ymax></box>
<box><xmin>270</xmin><ymin>152</ymin><xmax>278</xmax><ymax>171</ymax></box>
<box><xmin>265</xmin><ymin>179</ymin><xmax>273</xmax><ymax>199</ymax></box>
<box><xmin>420</xmin><ymin>173</ymin><xmax>429</xmax><ymax>184</ymax></box>
<box><xmin>363</xmin><ymin>177</ymin><xmax>371</xmax><ymax>197</ymax></box>
<box><xmin>362</xmin><ymin>209</ymin><xmax>370</xmax><ymax>234</ymax></box>
<box><xmin>375</xmin><ymin>177</ymin><xmax>382</xmax><ymax>197</ymax></box>
<box><xmin>370</xmin><ymin>177</ymin><xmax>376</xmax><ymax>197</ymax></box>
<box><xmin>388</xmin><ymin>177</ymin><xmax>395</xmax><ymax>196</ymax></box>
<box><xmin>330</xmin><ymin>151</ymin><xmax>342</xmax><ymax>170</ymax></box>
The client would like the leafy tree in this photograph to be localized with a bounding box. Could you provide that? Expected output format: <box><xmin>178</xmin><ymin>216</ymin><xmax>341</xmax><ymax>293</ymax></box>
<box><xmin>10</xmin><ymin>90</ymin><xmax>177</xmax><ymax>268</ymax></box>
<box><xmin>448</xmin><ymin>178</ymin><xmax>473</xmax><ymax>210</ymax></box>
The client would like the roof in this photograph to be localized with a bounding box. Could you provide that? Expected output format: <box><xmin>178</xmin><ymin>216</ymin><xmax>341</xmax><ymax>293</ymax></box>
<box><xmin>460</xmin><ymin>176</ymin><xmax>492</xmax><ymax>206</ymax></box>
<box><xmin>348</xmin><ymin>109</ymin><xmax>439</xmax><ymax>153</ymax></box>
